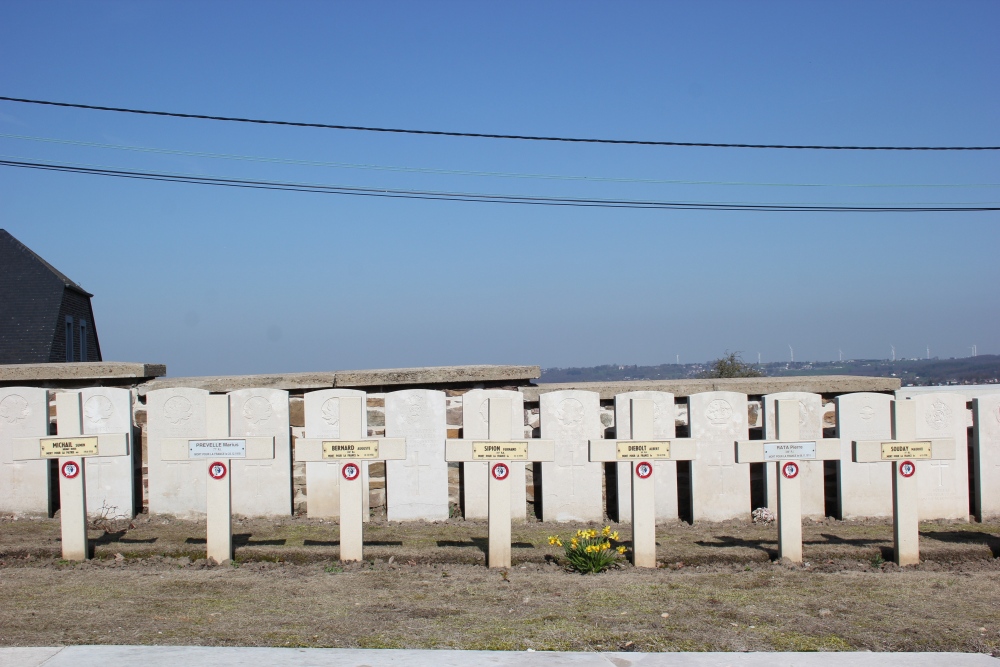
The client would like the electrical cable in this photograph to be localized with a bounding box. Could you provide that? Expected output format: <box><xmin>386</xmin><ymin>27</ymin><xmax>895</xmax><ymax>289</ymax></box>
<box><xmin>1</xmin><ymin>156</ymin><xmax>996</xmax><ymax>212</ymax></box>
<box><xmin>2</xmin><ymin>95</ymin><xmax>997</xmax><ymax>151</ymax></box>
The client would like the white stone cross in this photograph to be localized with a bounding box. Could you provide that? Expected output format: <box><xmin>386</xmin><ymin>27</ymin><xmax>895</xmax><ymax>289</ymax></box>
<box><xmin>294</xmin><ymin>394</ymin><xmax>405</xmax><ymax>562</ymax></box>
<box><xmin>13</xmin><ymin>392</ymin><xmax>129</xmax><ymax>560</ymax></box>
<box><xmin>160</xmin><ymin>395</ymin><xmax>275</xmax><ymax>563</ymax></box>
<box><xmin>446</xmin><ymin>397</ymin><xmax>554</xmax><ymax>568</ymax></box>
<box><xmin>853</xmin><ymin>399</ymin><xmax>956</xmax><ymax>566</ymax></box>
<box><xmin>736</xmin><ymin>399</ymin><xmax>841</xmax><ymax>563</ymax></box>
<box><xmin>589</xmin><ymin>398</ymin><xmax>697</xmax><ymax>568</ymax></box>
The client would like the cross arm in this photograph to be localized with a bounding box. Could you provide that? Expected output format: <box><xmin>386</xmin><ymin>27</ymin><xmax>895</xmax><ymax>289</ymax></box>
<box><xmin>853</xmin><ymin>439</ymin><xmax>955</xmax><ymax>463</ymax></box>
<box><xmin>13</xmin><ymin>433</ymin><xmax>129</xmax><ymax>460</ymax></box>
<box><xmin>445</xmin><ymin>438</ymin><xmax>554</xmax><ymax>463</ymax></box>
<box><xmin>588</xmin><ymin>438</ymin><xmax>696</xmax><ymax>463</ymax></box>
<box><xmin>160</xmin><ymin>437</ymin><xmax>275</xmax><ymax>461</ymax></box>
<box><xmin>294</xmin><ymin>437</ymin><xmax>405</xmax><ymax>463</ymax></box>
<box><xmin>735</xmin><ymin>438</ymin><xmax>841</xmax><ymax>464</ymax></box>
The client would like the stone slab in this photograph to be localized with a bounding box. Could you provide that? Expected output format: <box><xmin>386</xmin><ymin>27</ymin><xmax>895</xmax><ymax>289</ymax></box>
<box><xmin>688</xmin><ymin>391</ymin><xmax>750</xmax><ymax>522</ymax></box>
<box><xmin>146</xmin><ymin>387</ymin><xmax>209</xmax><ymax>517</ymax></box>
<box><xmin>12</xmin><ymin>646</ymin><xmax>996</xmax><ymax>667</ymax></box>
<box><xmin>80</xmin><ymin>387</ymin><xmax>135</xmax><ymax>518</ymax></box>
<box><xmin>229</xmin><ymin>389</ymin><xmax>292</xmax><ymax>516</ymax></box>
<box><xmin>540</xmin><ymin>390</ymin><xmax>602</xmax><ymax>522</ymax></box>
<box><xmin>302</xmin><ymin>389</ymin><xmax>369</xmax><ymax>519</ymax></box>
<box><xmin>385</xmin><ymin>389</ymin><xmax>449</xmax><ymax>521</ymax></box>
<box><xmin>0</xmin><ymin>362</ymin><xmax>165</xmax><ymax>384</ymax></box>
<box><xmin>904</xmin><ymin>393</ymin><xmax>970</xmax><ymax>520</ymax></box>
<box><xmin>835</xmin><ymin>392</ymin><xmax>893</xmax><ymax>519</ymax></box>
<box><xmin>972</xmin><ymin>395</ymin><xmax>1000</xmax><ymax>520</ymax></box>
<box><xmin>138</xmin><ymin>365</ymin><xmax>539</xmax><ymax>395</ymax></box>
<box><xmin>521</xmin><ymin>376</ymin><xmax>900</xmax><ymax>401</ymax></box>
<box><xmin>460</xmin><ymin>389</ymin><xmax>526</xmax><ymax>521</ymax></box>
<box><xmin>0</xmin><ymin>386</ymin><xmax>51</xmax><ymax>515</ymax></box>
<box><xmin>613</xmin><ymin>391</ymin><xmax>677</xmax><ymax>523</ymax></box>
<box><xmin>762</xmin><ymin>392</ymin><xmax>825</xmax><ymax>518</ymax></box>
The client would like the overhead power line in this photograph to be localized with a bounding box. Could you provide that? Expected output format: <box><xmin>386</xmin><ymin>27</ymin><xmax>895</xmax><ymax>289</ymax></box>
<box><xmin>1</xmin><ymin>156</ymin><xmax>996</xmax><ymax>212</ymax></box>
<box><xmin>2</xmin><ymin>132</ymin><xmax>998</xmax><ymax>188</ymax></box>
<box><xmin>1</xmin><ymin>95</ymin><xmax>997</xmax><ymax>151</ymax></box>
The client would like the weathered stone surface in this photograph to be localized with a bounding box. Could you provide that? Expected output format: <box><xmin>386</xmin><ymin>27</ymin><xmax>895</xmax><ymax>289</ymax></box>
<box><xmin>385</xmin><ymin>390</ymin><xmax>449</xmax><ymax>521</ymax></box>
<box><xmin>0</xmin><ymin>362</ymin><xmax>165</xmax><ymax>384</ymax></box>
<box><xmin>520</xmin><ymin>376</ymin><xmax>900</xmax><ymax>402</ymax></box>
<box><xmin>0</xmin><ymin>386</ymin><xmax>50</xmax><ymax>514</ymax></box>
<box><xmin>835</xmin><ymin>392</ymin><xmax>893</xmax><ymax>519</ymax></box>
<box><xmin>540</xmin><ymin>390</ymin><xmax>602</xmax><ymax>522</ymax></box>
<box><xmin>138</xmin><ymin>365</ymin><xmax>539</xmax><ymax>395</ymax></box>
<box><xmin>229</xmin><ymin>389</ymin><xmax>292</xmax><ymax>517</ymax></box>
<box><xmin>762</xmin><ymin>392</ymin><xmax>824</xmax><ymax>518</ymax></box>
<box><xmin>80</xmin><ymin>387</ymin><xmax>135</xmax><ymax>517</ymax></box>
<box><xmin>461</xmin><ymin>389</ymin><xmax>527</xmax><ymax>521</ymax></box>
<box><xmin>613</xmin><ymin>391</ymin><xmax>677</xmax><ymax>524</ymax></box>
<box><xmin>972</xmin><ymin>395</ymin><xmax>1000</xmax><ymax>520</ymax></box>
<box><xmin>689</xmin><ymin>391</ymin><xmax>750</xmax><ymax>522</ymax></box>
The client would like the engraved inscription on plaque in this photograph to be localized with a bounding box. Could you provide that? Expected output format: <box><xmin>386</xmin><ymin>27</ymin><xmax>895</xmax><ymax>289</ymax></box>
<box><xmin>616</xmin><ymin>441</ymin><xmax>671</xmax><ymax>460</ymax></box>
<box><xmin>323</xmin><ymin>440</ymin><xmax>379</xmax><ymax>460</ymax></box>
<box><xmin>472</xmin><ymin>441</ymin><xmax>528</xmax><ymax>460</ymax></box>
<box><xmin>40</xmin><ymin>437</ymin><xmax>99</xmax><ymax>458</ymax></box>
<box><xmin>763</xmin><ymin>441</ymin><xmax>817</xmax><ymax>461</ymax></box>
<box><xmin>881</xmin><ymin>441</ymin><xmax>932</xmax><ymax>460</ymax></box>
<box><xmin>189</xmin><ymin>439</ymin><xmax>247</xmax><ymax>459</ymax></box>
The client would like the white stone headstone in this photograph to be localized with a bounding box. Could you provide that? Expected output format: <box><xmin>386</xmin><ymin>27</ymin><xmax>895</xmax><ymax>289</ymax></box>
<box><xmin>835</xmin><ymin>392</ymin><xmax>892</xmax><ymax>518</ymax></box>
<box><xmin>905</xmin><ymin>393</ymin><xmax>970</xmax><ymax>520</ymax></box>
<box><xmin>0</xmin><ymin>387</ymin><xmax>50</xmax><ymax>515</ymax></box>
<box><xmin>763</xmin><ymin>392</ymin><xmax>824</xmax><ymax>518</ymax></box>
<box><xmin>613</xmin><ymin>391</ymin><xmax>676</xmax><ymax>523</ymax></box>
<box><xmin>972</xmin><ymin>395</ymin><xmax>1000</xmax><ymax>520</ymax></box>
<box><xmin>385</xmin><ymin>389</ymin><xmax>448</xmax><ymax>521</ymax></box>
<box><xmin>539</xmin><ymin>390</ymin><xmax>602</xmax><ymax>522</ymax></box>
<box><xmin>460</xmin><ymin>389</ymin><xmax>526</xmax><ymax>521</ymax></box>
<box><xmin>146</xmin><ymin>387</ymin><xmax>209</xmax><ymax>517</ymax></box>
<box><xmin>80</xmin><ymin>387</ymin><xmax>135</xmax><ymax>518</ymax></box>
<box><xmin>688</xmin><ymin>391</ymin><xmax>750</xmax><ymax>522</ymax></box>
<box><xmin>302</xmin><ymin>389</ymin><xmax>369</xmax><ymax>518</ymax></box>
<box><xmin>229</xmin><ymin>389</ymin><xmax>292</xmax><ymax>516</ymax></box>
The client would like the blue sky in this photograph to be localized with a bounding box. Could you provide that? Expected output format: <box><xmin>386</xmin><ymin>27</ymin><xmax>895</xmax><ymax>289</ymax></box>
<box><xmin>1</xmin><ymin>1</ymin><xmax>997</xmax><ymax>376</ymax></box>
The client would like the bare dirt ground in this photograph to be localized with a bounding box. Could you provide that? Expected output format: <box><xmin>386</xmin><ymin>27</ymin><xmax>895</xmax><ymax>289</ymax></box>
<box><xmin>1</xmin><ymin>514</ymin><xmax>998</xmax><ymax>653</ymax></box>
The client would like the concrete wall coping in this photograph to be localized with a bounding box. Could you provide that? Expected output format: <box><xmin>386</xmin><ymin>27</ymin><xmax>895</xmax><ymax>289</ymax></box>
<box><xmin>0</xmin><ymin>361</ymin><xmax>166</xmax><ymax>382</ymax></box>
<box><xmin>137</xmin><ymin>364</ymin><xmax>541</xmax><ymax>395</ymax></box>
<box><xmin>519</xmin><ymin>375</ymin><xmax>901</xmax><ymax>401</ymax></box>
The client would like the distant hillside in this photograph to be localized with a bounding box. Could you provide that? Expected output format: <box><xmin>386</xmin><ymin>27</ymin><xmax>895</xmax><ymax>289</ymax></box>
<box><xmin>540</xmin><ymin>354</ymin><xmax>1000</xmax><ymax>387</ymax></box>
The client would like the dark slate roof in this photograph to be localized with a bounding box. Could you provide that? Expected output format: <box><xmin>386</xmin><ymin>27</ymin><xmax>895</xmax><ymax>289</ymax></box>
<box><xmin>0</xmin><ymin>229</ymin><xmax>92</xmax><ymax>363</ymax></box>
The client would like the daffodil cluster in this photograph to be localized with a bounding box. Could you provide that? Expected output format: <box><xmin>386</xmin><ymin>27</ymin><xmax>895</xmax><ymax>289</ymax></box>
<box><xmin>548</xmin><ymin>525</ymin><xmax>628</xmax><ymax>574</ymax></box>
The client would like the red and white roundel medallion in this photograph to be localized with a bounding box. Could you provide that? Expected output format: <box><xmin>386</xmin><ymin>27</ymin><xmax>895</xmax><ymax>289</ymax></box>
<box><xmin>781</xmin><ymin>461</ymin><xmax>799</xmax><ymax>479</ymax></box>
<box><xmin>635</xmin><ymin>461</ymin><xmax>653</xmax><ymax>479</ymax></box>
<box><xmin>208</xmin><ymin>461</ymin><xmax>227</xmax><ymax>480</ymax></box>
<box><xmin>61</xmin><ymin>460</ymin><xmax>80</xmax><ymax>479</ymax></box>
<box><xmin>342</xmin><ymin>462</ymin><xmax>361</xmax><ymax>481</ymax></box>
<box><xmin>491</xmin><ymin>462</ymin><xmax>510</xmax><ymax>481</ymax></box>
<box><xmin>899</xmin><ymin>460</ymin><xmax>916</xmax><ymax>478</ymax></box>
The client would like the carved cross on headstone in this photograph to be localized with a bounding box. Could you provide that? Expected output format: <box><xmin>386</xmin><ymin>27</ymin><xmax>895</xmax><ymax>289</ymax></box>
<box><xmin>589</xmin><ymin>398</ymin><xmax>697</xmax><ymax>568</ymax></box>
<box><xmin>13</xmin><ymin>392</ymin><xmax>129</xmax><ymax>560</ymax></box>
<box><xmin>160</xmin><ymin>395</ymin><xmax>275</xmax><ymax>563</ymax></box>
<box><xmin>446</xmin><ymin>397</ymin><xmax>554</xmax><ymax>568</ymax></box>
<box><xmin>736</xmin><ymin>399</ymin><xmax>841</xmax><ymax>563</ymax></box>
<box><xmin>853</xmin><ymin>399</ymin><xmax>956</xmax><ymax>566</ymax></box>
<box><xmin>294</xmin><ymin>394</ymin><xmax>405</xmax><ymax>562</ymax></box>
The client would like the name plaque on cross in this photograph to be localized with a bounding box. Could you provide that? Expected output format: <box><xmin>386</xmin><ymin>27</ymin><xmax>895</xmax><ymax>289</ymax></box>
<box><xmin>188</xmin><ymin>439</ymin><xmax>247</xmax><ymax>459</ymax></box>
<box><xmin>880</xmin><ymin>441</ymin><xmax>932</xmax><ymax>460</ymax></box>
<box><xmin>323</xmin><ymin>440</ymin><xmax>379</xmax><ymax>459</ymax></box>
<box><xmin>39</xmin><ymin>437</ymin><xmax>100</xmax><ymax>458</ymax></box>
<box><xmin>472</xmin><ymin>441</ymin><xmax>528</xmax><ymax>460</ymax></box>
<box><xmin>762</xmin><ymin>441</ymin><xmax>817</xmax><ymax>461</ymax></box>
<box><xmin>616</xmin><ymin>441</ymin><xmax>671</xmax><ymax>460</ymax></box>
